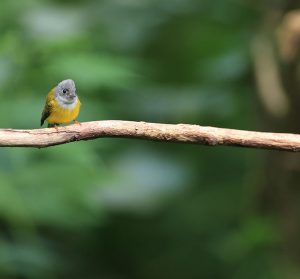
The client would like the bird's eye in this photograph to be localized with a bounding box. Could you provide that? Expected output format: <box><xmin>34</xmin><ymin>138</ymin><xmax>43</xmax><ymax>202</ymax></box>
<box><xmin>62</xmin><ymin>89</ymin><xmax>67</xmax><ymax>94</ymax></box>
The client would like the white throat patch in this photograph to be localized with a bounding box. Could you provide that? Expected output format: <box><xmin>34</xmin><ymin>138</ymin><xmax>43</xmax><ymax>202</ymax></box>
<box><xmin>56</xmin><ymin>94</ymin><xmax>78</xmax><ymax>109</ymax></box>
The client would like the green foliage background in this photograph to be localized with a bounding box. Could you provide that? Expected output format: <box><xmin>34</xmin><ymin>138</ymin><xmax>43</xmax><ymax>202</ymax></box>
<box><xmin>0</xmin><ymin>1</ymin><xmax>282</xmax><ymax>278</ymax></box>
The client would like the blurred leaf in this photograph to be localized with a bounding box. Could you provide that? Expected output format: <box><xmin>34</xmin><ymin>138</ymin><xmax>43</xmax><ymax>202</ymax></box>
<box><xmin>46</xmin><ymin>53</ymin><xmax>140</xmax><ymax>91</ymax></box>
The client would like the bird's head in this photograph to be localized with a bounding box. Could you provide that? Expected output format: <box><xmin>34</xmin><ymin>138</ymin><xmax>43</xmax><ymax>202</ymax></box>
<box><xmin>55</xmin><ymin>79</ymin><xmax>77</xmax><ymax>104</ymax></box>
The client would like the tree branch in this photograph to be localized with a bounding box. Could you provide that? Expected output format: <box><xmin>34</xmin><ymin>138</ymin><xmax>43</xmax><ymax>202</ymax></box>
<box><xmin>0</xmin><ymin>120</ymin><xmax>300</xmax><ymax>151</ymax></box>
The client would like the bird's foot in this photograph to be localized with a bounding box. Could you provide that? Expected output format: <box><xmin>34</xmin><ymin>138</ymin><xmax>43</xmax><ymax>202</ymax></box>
<box><xmin>48</xmin><ymin>123</ymin><xmax>60</xmax><ymax>131</ymax></box>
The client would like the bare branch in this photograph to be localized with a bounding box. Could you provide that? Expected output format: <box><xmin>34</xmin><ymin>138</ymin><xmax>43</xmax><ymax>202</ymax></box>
<box><xmin>0</xmin><ymin>120</ymin><xmax>299</xmax><ymax>151</ymax></box>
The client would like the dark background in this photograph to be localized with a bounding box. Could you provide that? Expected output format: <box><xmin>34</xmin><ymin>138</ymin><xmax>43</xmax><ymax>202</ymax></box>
<box><xmin>0</xmin><ymin>0</ymin><xmax>299</xmax><ymax>278</ymax></box>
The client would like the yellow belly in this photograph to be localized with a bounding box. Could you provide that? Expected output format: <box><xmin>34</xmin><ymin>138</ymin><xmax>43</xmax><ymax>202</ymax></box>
<box><xmin>47</xmin><ymin>99</ymin><xmax>81</xmax><ymax>124</ymax></box>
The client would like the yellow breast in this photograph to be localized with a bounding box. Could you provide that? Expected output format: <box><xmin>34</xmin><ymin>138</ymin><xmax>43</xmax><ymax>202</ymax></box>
<box><xmin>46</xmin><ymin>90</ymin><xmax>81</xmax><ymax>124</ymax></box>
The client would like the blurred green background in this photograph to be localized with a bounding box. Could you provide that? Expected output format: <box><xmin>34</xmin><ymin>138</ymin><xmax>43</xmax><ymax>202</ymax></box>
<box><xmin>1</xmin><ymin>0</ymin><xmax>300</xmax><ymax>278</ymax></box>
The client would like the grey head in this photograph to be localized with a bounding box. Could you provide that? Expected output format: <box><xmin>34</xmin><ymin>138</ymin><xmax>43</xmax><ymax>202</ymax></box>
<box><xmin>55</xmin><ymin>79</ymin><xmax>77</xmax><ymax>105</ymax></box>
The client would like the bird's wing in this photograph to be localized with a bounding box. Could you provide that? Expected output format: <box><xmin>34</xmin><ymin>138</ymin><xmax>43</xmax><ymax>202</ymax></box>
<box><xmin>40</xmin><ymin>89</ymin><xmax>55</xmax><ymax>126</ymax></box>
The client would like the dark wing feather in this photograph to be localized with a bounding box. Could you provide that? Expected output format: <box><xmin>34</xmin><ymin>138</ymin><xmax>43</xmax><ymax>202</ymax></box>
<box><xmin>40</xmin><ymin>92</ymin><xmax>54</xmax><ymax>126</ymax></box>
<box><xmin>40</xmin><ymin>103</ymin><xmax>51</xmax><ymax>126</ymax></box>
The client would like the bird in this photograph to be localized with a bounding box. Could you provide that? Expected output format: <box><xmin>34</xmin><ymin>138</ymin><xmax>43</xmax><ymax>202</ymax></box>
<box><xmin>40</xmin><ymin>79</ymin><xmax>81</xmax><ymax>128</ymax></box>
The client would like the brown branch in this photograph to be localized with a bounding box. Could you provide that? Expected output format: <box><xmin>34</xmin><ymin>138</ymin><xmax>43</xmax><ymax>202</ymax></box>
<box><xmin>0</xmin><ymin>120</ymin><xmax>300</xmax><ymax>151</ymax></box>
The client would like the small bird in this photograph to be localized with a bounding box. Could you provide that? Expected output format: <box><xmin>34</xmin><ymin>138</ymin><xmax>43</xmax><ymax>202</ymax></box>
<box><xmin>40</xmin><ymin>79</ymin><xmax>81</xmax><ymax>128</ymax></box>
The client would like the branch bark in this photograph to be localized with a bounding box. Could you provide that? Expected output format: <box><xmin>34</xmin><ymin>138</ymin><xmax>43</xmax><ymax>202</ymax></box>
<box><xmin>0</xmin><ymin>120</ymin><xmax>300</xmax><ymax>151</ymax></box>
